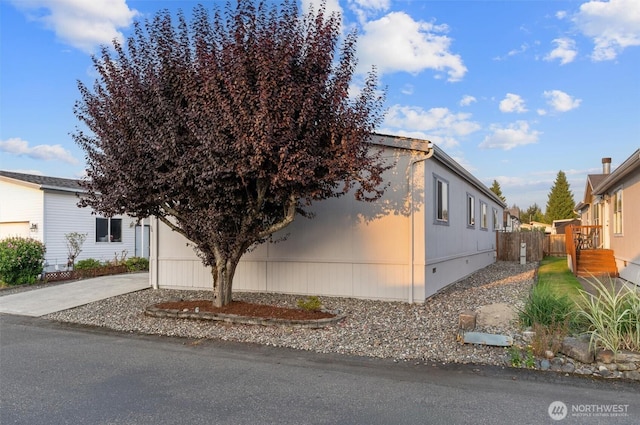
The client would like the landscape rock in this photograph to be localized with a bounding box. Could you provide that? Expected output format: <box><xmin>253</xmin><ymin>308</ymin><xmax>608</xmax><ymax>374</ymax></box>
<box><xmin>522</xmin><ymin>330</ymin><xmax>535</xmax><ymax>343</ymax></box>
<box><xmin>458</xmin><ymin>310</ymin><xmax>476</xmax><ymax>331</ymax></box>
<box><xmin>615</xmin><ymin>351</ymin><xmax>640</xmax><ymax>363</ymax></box>
<box><xmin>623</xmin><ymin>370</ymin><xmax>640</xmax><ymax>381</ymax></box>
<box><xmin>598</xmin><ymin>366</ymin><xmax>611</xmax><ymax>378</ymax></box>
<box><xmin>616</xmin><ymin>362</ymin><xmax>637</xmax><ymax>371</ymax></box>
<box><xmin>596</xmin><ymin>349</ymin><xmax>614</xmax><ymax>364</ymax></box>
<box><xmin>560</xmin><ymin>337</ymin><xmax>594</xmax><ymax>364</ymax></box>
<box><xmin>475</xmin><ymin>303</ymin><xmax>516</xmax><ymax>328</ymax></box>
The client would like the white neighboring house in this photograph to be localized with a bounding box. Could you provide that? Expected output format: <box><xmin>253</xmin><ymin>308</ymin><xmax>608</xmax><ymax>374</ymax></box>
<box><xmin>150</xmin><ymin>134</ymin><xmax>506</xmax><ymax>303</ymax></box>
<box><xmin>0</xmin><ymin>171</ymin><xmax>149</xmax><ymax>272</ymax></box>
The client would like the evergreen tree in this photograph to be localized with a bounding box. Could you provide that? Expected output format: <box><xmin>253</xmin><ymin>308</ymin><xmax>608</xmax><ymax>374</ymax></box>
<box><xmin>521</xmin><ymin>203</ymin><xmax>544</xmax><ymax>223</ymax></box>
<box><xmin>545</xmin><ymin>171</ymin><xmax>577</xmax><ymax>222</ymax></box>
<box><xmin>489</xmin><ymin>179</ymin><xmax>506</xmax><ymax>203</ymax></box>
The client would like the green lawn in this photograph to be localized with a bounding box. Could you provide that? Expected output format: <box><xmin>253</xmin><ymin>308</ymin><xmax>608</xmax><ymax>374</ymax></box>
<box><xmin>536</xmin><ymin>256</ymin><xmax>584</xmax><ymax>301</ymax></box>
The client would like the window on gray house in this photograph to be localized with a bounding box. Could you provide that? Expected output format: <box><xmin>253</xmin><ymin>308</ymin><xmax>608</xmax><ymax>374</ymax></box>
<box><xmin>480</xmin><ymin>201</ymin><xmax>488</xmax><ymax>230</ymax></box>
<box><xmin>435</xmin><ymin>175</ymin><xmax>449</xmax><ymax>224</ymax></box>
<box><xmin>493</xmin><ymin>208</ymin><xmax>499</xmax><ymax>230</ymax></box>
<box><xmin>467</xmin><ymin>194</ymin><xmax>475</xmax><ymax>227</ymax></box>
<box><xmin>96</xmin><ymin>218</ymin><xmax>122</xmax><ymax>243</ymax></box>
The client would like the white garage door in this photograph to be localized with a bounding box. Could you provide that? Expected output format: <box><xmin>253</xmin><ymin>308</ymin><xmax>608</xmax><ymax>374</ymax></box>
<box><xmin>0</xmin><ymin>222</ymin><xmax>30</xmax><ymax>239</ymax></box>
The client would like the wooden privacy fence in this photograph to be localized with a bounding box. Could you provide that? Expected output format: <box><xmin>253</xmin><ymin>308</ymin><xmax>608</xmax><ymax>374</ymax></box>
<box><xmin>544</xmin><ymin>234</ymin><xmax>567</xmax><ymax>257</ymax></box>
<box><xmin>496</xmin><ymin>232</ymin><xmax>546</xmax><ymax>262</ymax></box>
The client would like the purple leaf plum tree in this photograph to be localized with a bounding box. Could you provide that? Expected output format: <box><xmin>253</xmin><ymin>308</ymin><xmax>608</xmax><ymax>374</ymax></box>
<box><xmin>74</xmin><ymin>0</ymin><xmax>387</xmax><ymax>306</ymax></box>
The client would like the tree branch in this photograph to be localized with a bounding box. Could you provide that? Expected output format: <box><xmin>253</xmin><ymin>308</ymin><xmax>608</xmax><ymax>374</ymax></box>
<box><xmin>257</xmin><ymin>193</ymin><xmax>297</xmax><ymax>239</ymax></box>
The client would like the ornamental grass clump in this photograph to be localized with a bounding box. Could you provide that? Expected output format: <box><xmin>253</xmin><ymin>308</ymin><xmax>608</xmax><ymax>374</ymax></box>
<box><xmin>518</xmin><ymin>283</ymin><xmax>576</xmax><ymax>329</ymax></box>
<box><xmin>575</xmin><ymin>277</ymin><xmax>640</xmax><ymax>354</ymax></box>
<box><xmin>0</xmin><ymin>237</ymin><xmax>46</xmax><ymax>285</ymax></box>
<box><xmin>518</xmin><ymin>282</ymin><xmax>577</xmax><ymax>357</ymax></box>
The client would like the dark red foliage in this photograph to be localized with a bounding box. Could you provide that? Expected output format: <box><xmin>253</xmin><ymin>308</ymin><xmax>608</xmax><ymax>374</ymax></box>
<box><xmin>73</xmin><ymin>0</ymin><xmax>387</xmax><ymax>306</ymax></box>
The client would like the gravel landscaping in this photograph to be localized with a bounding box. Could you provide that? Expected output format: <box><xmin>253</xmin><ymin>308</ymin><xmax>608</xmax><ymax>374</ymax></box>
<box><xmin>42</xmin><ymin>261</ymin><xmax>537</xmax><ymax>366</ymax></box>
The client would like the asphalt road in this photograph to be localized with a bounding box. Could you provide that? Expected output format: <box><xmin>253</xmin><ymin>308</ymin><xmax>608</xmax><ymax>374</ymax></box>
<box><xmin>1</xmin><ymin>314</ymin><xmax>638</xmax><ymax>425</ymax></box>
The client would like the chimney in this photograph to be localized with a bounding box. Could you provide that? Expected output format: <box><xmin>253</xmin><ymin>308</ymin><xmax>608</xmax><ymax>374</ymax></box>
<box><xmin>602</xmin><ymin>157</ymin><xmax>611</xmax><ymax>174</ymax></box>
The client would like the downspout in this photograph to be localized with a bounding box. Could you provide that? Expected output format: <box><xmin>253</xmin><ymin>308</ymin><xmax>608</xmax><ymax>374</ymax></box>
<box><xmin>151</xmin><ymin>216</ymin><xmax>159</xmax><ymax>289</ymax></box>
<box><xmin>408</xmin><ymin>143</ymin><xmax>434</xmax><ymax>303</ymax></box>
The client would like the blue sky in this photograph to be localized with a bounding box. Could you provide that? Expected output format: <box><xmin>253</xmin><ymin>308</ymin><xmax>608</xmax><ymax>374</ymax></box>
<box><xmin>1</xmin><ymin>0</ymin><xmax>638</xmax><ymax>212</ymax></box>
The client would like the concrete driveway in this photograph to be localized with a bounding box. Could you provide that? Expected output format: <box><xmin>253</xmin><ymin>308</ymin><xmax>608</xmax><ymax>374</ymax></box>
<box><xmin>0</xmin><ymin>273</ymin><xmax>150</xmax><ymax>317</ymax></box>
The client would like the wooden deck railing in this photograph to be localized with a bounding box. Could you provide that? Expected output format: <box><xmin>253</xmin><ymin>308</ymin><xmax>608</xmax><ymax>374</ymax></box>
<box><xmin>566</xmin><ymin>225</ymin><xmax>603</xmax><ymax>275</ymax></box>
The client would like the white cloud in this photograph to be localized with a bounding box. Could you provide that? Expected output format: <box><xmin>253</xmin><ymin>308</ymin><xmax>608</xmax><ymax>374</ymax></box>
<box><xmin>301</xmin><ymin>0</ymin><xmax>344</xmax><ymax>20</ymax></box>
<box><xmin>543</xmin><ymin>90</ymin><xmax>582</xmax><ymax>112</ymax></box>
<box><xmin>573</xmin><ymin>0</ymin><xmax>640</xmax><ymax>61</ymax></box>
<box><xmin>357</xmin><ymin>12</ymin><xmax>467</xmax><ymax>81</ymax></box>
<box><xmin>10</xmin><ymin>0</ymin><xmax>138</xmax><ymax>53</ymax></box>
<box><xmin>556</xmin><ymin>11</ymin><xmax>568</xmax><ymax>20</ymax></box>
<box><xmin>459</xmin><ymin>95</ymin><xmax>477</xmax><ymax>107</ymax></box>
<box><xmin>479</xmin><ymin>121</ymin><xmax>541</xmax><ymax>150</ymax></box>
<box><xmin>499</xmin><ymin>93</ymin><xmax>528</xmax><ymax>113</ymax></box>
<box><xmin>0</xmin><ymin>137</ymin><xmax>78</xmax><ymax>164</ymax></box>
<box><xmin>537</xmin><ymin>109</ymin><xmax>548</xmax><ymax>116</ymax></box>
<box><xmin>381</xmin><ymin>104</ymin><xmax>480</xmax><ymax>149</ymax></box>
<box><xmin>508</xmin><ymin>43</ymin><xmax>529</xmax><ymax>57</ymax></box>
<box><xmin>544</xmin><ymin>37</ymin><xmax>578</xmax><ymax>65</ymax></box>
<box><xmin>348</xmin><ymin>0</ymin><xmax>390</xmax><ymax>22</ymax></box>
<box><xmin>400</xmin><ymin>84</ymin><xmax>414</xmax><ymax>95</ymax></box>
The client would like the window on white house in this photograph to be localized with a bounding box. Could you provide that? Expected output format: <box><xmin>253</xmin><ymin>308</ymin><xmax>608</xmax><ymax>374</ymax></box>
<box><xmin>467</xmin><ymin>194</ymin><xmax>475</xmax><ymax>227</ymax></box>
<box><xmin>435</xmin><ymin>175</ymin><xmax>449</xmax><ymax>224</ymax></box>
<box><xmin>613</xmin><ymin>188</ymin><xmax>622</xmax><ymax>234</ymax></box>
<box><xmin>480</xmin><ymin>201</ymin><xmax>488</xmax><ymax>230</ymax></box>
<box><xmin>96</xmin><ymin>218</ymin><xmax>122</xmax><ymax>243</ymax></box>
<box><xmin>493</xmin><ymin>208</ymin><xmax>499</xmax><ymax>230</ymax></box>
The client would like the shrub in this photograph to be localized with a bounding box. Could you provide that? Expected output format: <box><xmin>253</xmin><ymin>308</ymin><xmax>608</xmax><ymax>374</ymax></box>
<box><xmin>530</xmin><ymin>320</ymin><xmax>569</xmax><ymax>357</ymax></box>
<box><xmin>74</xmin><ymin>258</ymin><xmax>103</xmax><ymax>270</ymax></box>
<box><xmin>575</xmin><ymin>277</ymin><xmax>640</xmax><ymax>354</ymax></box>
<box><xmin>518</xmin><ymin>283</ymin><xmax>577</xmax><ymax>329</ymax></box>
<box><xmin>0</xmin><ymin>237</ymin><xmax>46</xmax><ymax>285</ymax></box>
<box><xmin>297</xmin><ymin>296</ymin><xmax>322</xmax><ymax>311</ymax></box>
<box><xmin>125</xmin><ymin>257</ymin><xmax>149</xmax><ymax>272</ymax></box>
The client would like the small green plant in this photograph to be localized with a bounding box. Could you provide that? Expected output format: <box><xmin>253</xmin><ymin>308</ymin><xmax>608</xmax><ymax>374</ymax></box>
<box><xmin>124</xmin><ymin>257</ymin><xmax>149</xmax><ymax>272</ymax></box>
<box><xmin>507</xmin><ymin>345</ymin><xmax>536</xmax><ymax>368</ymax></box>
<box><xmin>575</xmin><ymin>276</ymin><xmax>640</xmax><ymax>354</ymax></box>
<box><xmin>74</xmin><ymin>258</ymin><xmax>103</xmax><ymax>270</ymax></box>
<box><xmin>0</xmin><ymin>237</ymin><xmax>46</xmax><ymax>285</ymax></box>
<box><xmin>507</xmin><ymin>346</ymin><xmax>522</xmax><ymax>367</ymax></box>
<box><xmin>524</xmin><ymin>346</ymin><xmax>536</xmax><ymax>368</ymax></box>
<box><xmin>297</xmin><ymin>296</ymin><xmax>322</xmax><ymax>311</ymax></box>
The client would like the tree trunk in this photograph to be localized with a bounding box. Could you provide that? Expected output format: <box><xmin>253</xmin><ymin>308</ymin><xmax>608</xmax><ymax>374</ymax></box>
<box><xmin>211</xmin><ymin>257</ymin><xmax>238</xmax><ymax>307</ymax></box>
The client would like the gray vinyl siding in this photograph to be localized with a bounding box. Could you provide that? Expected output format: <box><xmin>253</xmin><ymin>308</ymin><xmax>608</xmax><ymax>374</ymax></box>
<box><xmin>151</xmin><ymin>141</ymin><xmax>505</xmax><ymax>302</ymax></box>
